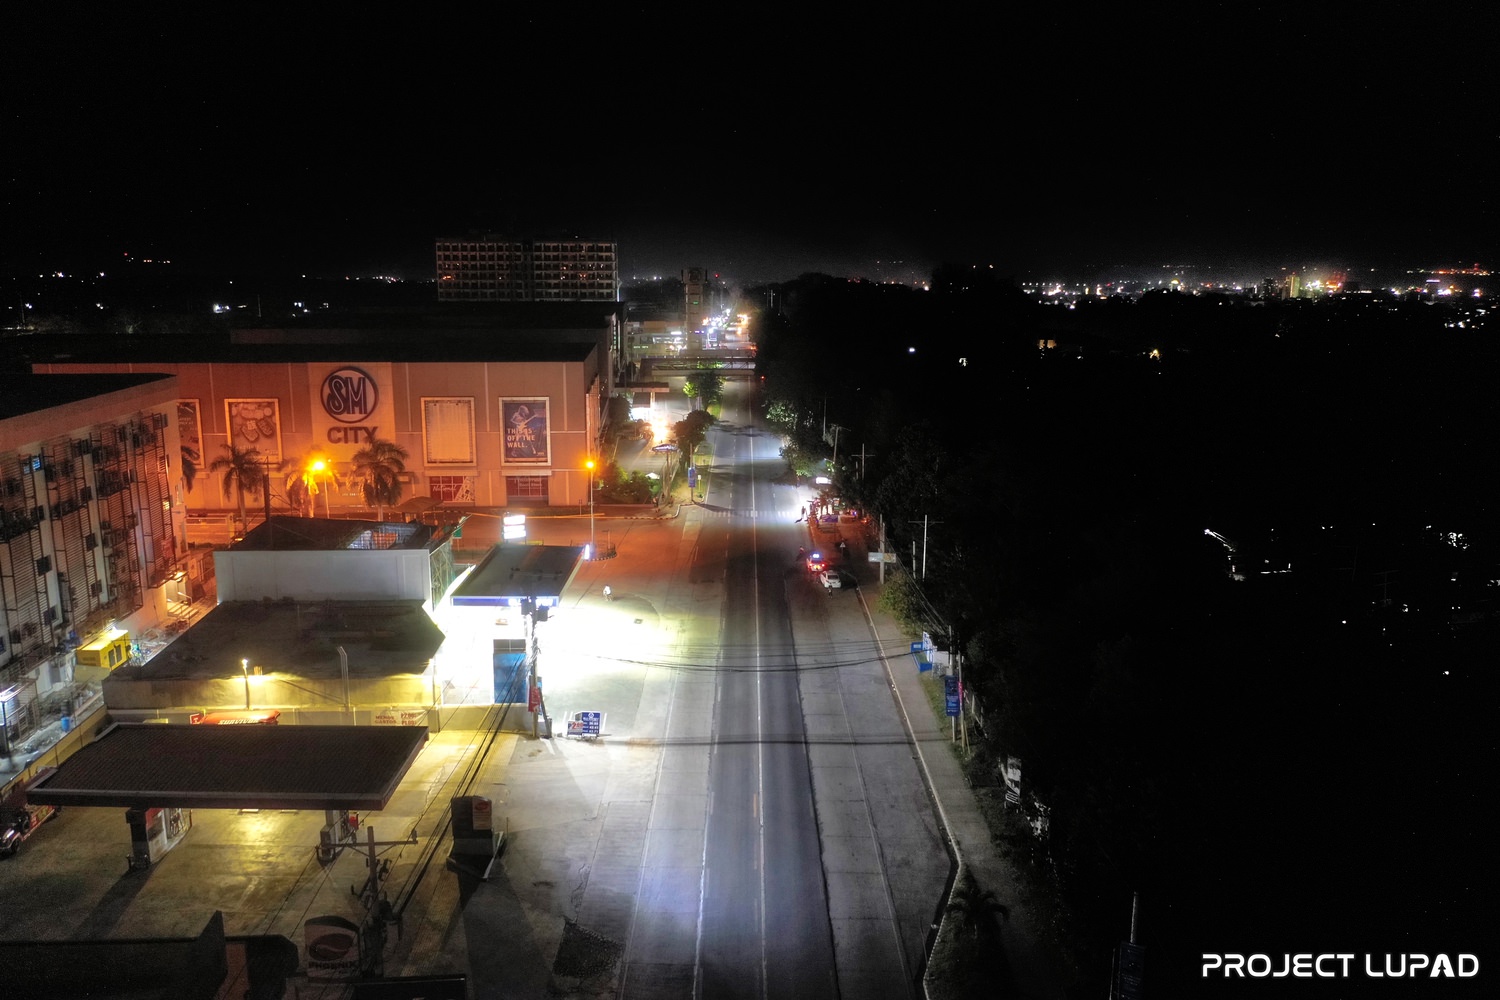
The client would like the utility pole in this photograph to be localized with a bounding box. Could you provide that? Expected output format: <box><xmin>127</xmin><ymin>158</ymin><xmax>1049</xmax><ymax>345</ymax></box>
<box><xmin>524</xmin><ymin>599</ymin><xmax>551</xmax><ymax>739</ymax></box>
<box><xmin>262</xmin><ymin>464</ymin><xmax>273</xmax><ymax>544</ymax></box>
<box><xmin>526</xmin><ymin>602</ymin><xmax>540</xmax><ymax>739</ymax></box>
<box><xmin>954</xmin><ymin>628</ymin><xmax>967</xmax><ymax>750</ymax></box>
<box><xmin>909</xmin><ymin>515</ymin><xmax>941</xmax><ymax>579</ymax></box>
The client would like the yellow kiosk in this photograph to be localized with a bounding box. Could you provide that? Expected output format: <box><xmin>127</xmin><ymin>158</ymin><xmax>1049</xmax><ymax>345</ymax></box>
<box><xmin>75</xmin><ymin>628</ymin><xmax>132</xmax><ymax>670</ymax></box>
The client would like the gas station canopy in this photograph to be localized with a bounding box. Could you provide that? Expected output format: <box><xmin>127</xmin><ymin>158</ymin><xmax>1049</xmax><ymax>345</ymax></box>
<box><xmin>451</xmin><ymin>543</ymin><xmax>585</xmax><ymax>607</ymax></box>
<box><xmin>26</xmin><ymin>723</ymin><xmax>429</xmax><ymax>811</ymax></box>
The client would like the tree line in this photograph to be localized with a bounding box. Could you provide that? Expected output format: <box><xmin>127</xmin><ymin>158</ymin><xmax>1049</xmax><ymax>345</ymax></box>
<box><xmin>751</xmin><ymin>271</ymin><xmax>1499</xmax><ymax>994</ymax></box>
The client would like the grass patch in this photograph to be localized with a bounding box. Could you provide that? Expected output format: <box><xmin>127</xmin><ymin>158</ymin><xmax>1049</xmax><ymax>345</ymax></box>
<box><xmin>912</xmin><ymin>668</ymin><xmax>1078</xmax><ymax>995</ymax></box>
<box><xmin>925</xmin><ymin>865</ymin><xmax>1009</xmax><ymax>1000</ymax></box>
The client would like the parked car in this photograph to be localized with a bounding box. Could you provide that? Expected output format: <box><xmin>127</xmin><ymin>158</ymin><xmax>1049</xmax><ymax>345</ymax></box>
<box><xmin>0</xmin><ymin>769</ymin><xmax>60</xmax><ymax>859</ymax></box>
<box><xmin>820</xmin><ymin>570</ymin><xmax>843</xmax><ymax>591</ymax></box>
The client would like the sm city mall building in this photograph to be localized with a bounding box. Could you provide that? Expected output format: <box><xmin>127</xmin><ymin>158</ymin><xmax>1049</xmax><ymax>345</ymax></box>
<box><xmin>34</xmin><ymin>316</ymin><xmax>616</xmax><ymax>516</ymax></box>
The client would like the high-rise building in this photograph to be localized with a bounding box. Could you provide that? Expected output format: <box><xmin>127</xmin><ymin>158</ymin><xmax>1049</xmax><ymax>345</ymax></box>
<box><xmin>436</xmin><ymin>237</ymin><xmax>619</xmax><ymax>303</ymax></box>
<box><xmin>682</xmin><ymin>267</ymin><xmax>708</xmax><ymax>333</ymax></box>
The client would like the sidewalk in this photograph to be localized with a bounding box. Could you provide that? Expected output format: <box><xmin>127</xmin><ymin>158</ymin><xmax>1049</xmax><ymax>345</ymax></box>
<box><xmin>843</xmin><ymin>527</ymin><xmax>1068</xmax><ymax>999</ymax></box>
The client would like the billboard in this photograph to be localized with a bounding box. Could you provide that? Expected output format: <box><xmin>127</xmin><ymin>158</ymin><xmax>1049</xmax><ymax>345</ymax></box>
<box><xmin>422</xmin><ymin>397</ymin><xmax>476</xmax><ymax>465</ymax></box>
<box><xmin>177</xmin><ymin>399</ymin><xmax>203</xmax><ymax>485</ymax></box>
<box><xmin>501</xmin><ymin>397</ymin><xmax>550</xmax><ymax>465</ymax></box>
<box><xmin>304</xmin><ymin>914</ymin><xmax>361</xmax><ymax>980</ymax></box>
<box><xmin>225</xmin><ymin>398</ymin><xmax>282</xmax><ymax>461</ymax></box>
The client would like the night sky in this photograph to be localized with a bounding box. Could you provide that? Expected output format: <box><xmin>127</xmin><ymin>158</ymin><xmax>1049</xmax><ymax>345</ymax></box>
<box><xmin>5</xmin><ymin>8</ymin><xmax>1497</xmax><ymax>286</ymax></box>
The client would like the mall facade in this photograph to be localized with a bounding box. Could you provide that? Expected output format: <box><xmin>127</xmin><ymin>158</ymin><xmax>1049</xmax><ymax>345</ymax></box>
<box><xmin>32</xmin><ymin>309</ymin><xmax>617</xmax><ymax>516</ymax></box>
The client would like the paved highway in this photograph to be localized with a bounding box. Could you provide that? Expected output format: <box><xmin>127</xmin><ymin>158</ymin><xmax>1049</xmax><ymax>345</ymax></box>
<box><xmin>693</xmin><ymin>386</ymin><xmax>838</xmax><ymax>999</ymax></box>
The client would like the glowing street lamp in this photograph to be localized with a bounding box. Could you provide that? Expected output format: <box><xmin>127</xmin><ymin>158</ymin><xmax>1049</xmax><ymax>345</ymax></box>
<box><xmin>308</xmin><ymin>458</ymin><xmax>332</xmax><ymax>517</ymax></box>
<box><xmin>584</xmin><ymin>459</ymin><xmax>596</xmax><ymax>555</ymax></box>
<box><xmin>241</xmin><ymin>657</ymin><xmax>251</xmax><ymax>710</ymax></box>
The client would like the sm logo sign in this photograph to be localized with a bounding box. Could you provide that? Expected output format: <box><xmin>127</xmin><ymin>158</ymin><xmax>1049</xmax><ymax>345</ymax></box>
<box><xmin>321</xmin><ymin>367</ymin><xmax>378</xmax><ymax>423</ymax></box>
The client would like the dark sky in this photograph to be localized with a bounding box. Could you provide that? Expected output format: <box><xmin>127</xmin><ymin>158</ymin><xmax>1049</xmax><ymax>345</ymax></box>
<box><xmin>6</xmin><ymin>8</ymin><xmax>1497</xmax><ymax>287</ymax></box>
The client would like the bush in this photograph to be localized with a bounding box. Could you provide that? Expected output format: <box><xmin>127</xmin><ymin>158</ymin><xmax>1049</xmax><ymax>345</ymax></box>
<box><xmin>592</xmin><ymin>461</ymin><xmax>655</xmax><ymax>504</ymax></box>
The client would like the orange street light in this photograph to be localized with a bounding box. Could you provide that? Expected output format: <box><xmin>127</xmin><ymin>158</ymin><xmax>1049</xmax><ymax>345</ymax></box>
<box><xmin>584</xmin><ymin>459</ymin><xmax>596</xmax><ymax>554</ymax></box>
<box><xmin>308</xmin><ymin>458</ymin><xmax>332</xmax><ymax>517</ymax></box>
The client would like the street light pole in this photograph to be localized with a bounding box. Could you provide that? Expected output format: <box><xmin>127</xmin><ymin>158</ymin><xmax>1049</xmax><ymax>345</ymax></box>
<box><xmin>584</xmin><ymin>459</ymin><xmax>596</xmax><ymax>555</ymax></box>
<box><xmin>241</xmin><ymin>657</ymin><xmax>251</xmax><ymax>710</ymax></box>
<box><xmin>309</xmin><ymin>459</ymin><xmax>332</xmax><ymax>518</ymax></box>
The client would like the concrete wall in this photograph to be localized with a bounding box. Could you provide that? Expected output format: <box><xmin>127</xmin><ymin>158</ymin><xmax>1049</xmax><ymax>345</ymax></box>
<box><xmin>213</xmin><ymin>549</ymin><xmax>433</xmax><ymax>606</ymax></box>
<box><xmin>104</xmin><ymin>702</ymin><xmax>533</xmax><ymax>733</ymax></box>
<box><xmin>102</xmin><ymin>671</ymin><xmax>435</xmax><ymax>713</ymax></box>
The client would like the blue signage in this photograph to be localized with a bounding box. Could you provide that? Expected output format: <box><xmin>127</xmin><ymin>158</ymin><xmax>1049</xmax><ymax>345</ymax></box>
<box><xmin>944</xmin><ymin>676</ymin><xmax>960</xmax><ymax>717</ymax></box>
<box><xmin>567</xmin><ymin>711</ymin><xmax>603</xmax><ymax>738</ymax></box>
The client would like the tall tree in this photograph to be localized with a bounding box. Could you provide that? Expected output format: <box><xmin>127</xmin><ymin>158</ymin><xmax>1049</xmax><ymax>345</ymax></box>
<box><xmin>207</xmin><ymin>443</ymin><xmax>268</xmax><ymax>525</ymax></box>
<box><xmin>683</xmin><ymin>367</ymin><xmax>725</xmax><ymax>409</ymax></box>
<box><xmin>672</xmin><ymin>410</ymin><xmax>716</xmax><ymax>465</ymax></box>
<box><xmin>352</xmin><ymin>438</ymin><xmax>409</xmax><ymax>521</ymax></box>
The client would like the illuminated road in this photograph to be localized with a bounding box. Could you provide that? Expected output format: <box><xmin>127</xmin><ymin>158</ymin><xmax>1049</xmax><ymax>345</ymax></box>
<box><xmin>612</xmin><ymin>377</ymin><xmax>928</xmax><ymax>999</ymax></box>
<box><xmin>694</xmin><ymin>384</ymin><xmax>837</xmax><ymax>999</ymax></box>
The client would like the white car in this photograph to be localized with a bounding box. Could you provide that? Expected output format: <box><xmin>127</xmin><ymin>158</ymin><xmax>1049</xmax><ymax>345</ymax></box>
<box><xmin>820</xmin><ymin>571</ymin><xmax>843</xmax><ymax>590</ymax></box>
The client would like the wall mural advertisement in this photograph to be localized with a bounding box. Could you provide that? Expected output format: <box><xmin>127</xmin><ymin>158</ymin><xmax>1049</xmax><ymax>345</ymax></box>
<box><xmin>501</xmin><ymin>397</ymin><xmax>550</xmax><ymax>465</ymax></box>
<box><xmin>177</xmin><ymin>399</ymin><xmax>203</xmax><ymax>486</ymax></box>
<box><xmin>225</xmin><ymin>398</ymin><xmax>283</xmax><ymax>461</ymax></box>
<box><xmin>422</xmin><ymin>397</ymin><xmax>476</xmax><ymax>465</ymax></box>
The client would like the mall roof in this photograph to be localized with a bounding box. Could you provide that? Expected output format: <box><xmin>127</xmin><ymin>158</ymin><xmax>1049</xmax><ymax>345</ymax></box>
<box><xmin>26</xmin><ymin>723</ymin><xmax>429</xmax><ymax>810</ymax></box>
<box><xmin>30</xmin><ymin>335</ymin><xmax>597</xmax><ymax>365</ymax></box>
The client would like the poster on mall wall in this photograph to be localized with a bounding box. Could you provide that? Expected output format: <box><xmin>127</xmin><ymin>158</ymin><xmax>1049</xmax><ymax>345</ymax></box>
<box><xmin>500</xmin><ymin>397</ymin><xmax>550</xmax><ymax>465</ymax></box>
<box><xmin>177</xmin><ymin>400</ymin><xmax>203</xmax><ymax>486</ymax></box>
<box><xmin>422</xmin><ymin>396</ymin><xmax>476</xmax><ymax>465</ymax></box>
<box><xmin>225</xmin><ymin>398</ymin><xmax>283</xmax><ymax>461</ymax></box>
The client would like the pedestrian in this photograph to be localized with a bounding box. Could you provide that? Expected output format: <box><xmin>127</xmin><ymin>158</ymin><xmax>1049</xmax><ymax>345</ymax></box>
<box><xmin>603</xmin><ymin>585</ymin><xmax>612</xmax><ymax>602</ymax></box>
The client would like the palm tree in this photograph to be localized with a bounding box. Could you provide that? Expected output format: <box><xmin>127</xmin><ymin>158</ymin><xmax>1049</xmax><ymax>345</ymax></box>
<box><xmin>351</xmin><ymin>437</ymin><xmax>409</xmax><ymax>521</ymax></box>
<box><xmin>181</xmin><ymin>453</ymin><xmax>199</xmax><ymax>494</ymax></box>
<box><xmin>945</xmin><ymin>876</ymin><xmax>1007</xmax><ymax>942</ymax></box>
<box><xmin>207</xmin><ymin>443</ymin><xmax>268</xmax><ymax>525</ymax></box>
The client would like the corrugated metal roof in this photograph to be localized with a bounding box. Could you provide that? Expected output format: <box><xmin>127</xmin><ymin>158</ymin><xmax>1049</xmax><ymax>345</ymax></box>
<box><xmin>27</xmin><ymin>723</ymin><xmax>429</xmax><ymax>811</ymax></box>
